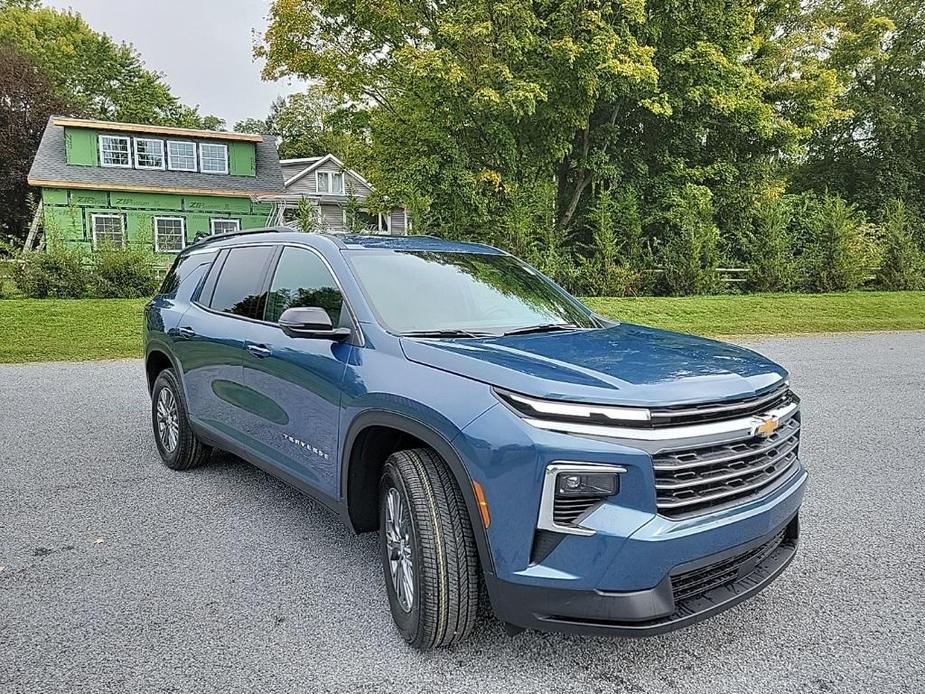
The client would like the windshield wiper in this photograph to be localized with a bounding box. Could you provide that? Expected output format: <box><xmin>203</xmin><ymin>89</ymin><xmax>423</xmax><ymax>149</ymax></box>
<box><xmin>501</xmin><ymin>323</ymin><xmax>581</xmax><ymax>337</ymax></box>
<box><xmin>400</xmin><ymin>329</ymin><xmax>495</xmax><ymax>338</ymax></box>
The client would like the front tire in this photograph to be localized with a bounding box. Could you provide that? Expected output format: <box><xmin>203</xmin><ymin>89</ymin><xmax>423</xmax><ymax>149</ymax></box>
<box><xmin>379</xmin><ymin>448</ymin><xmax>479</xmax><ymax>650</ymax></box>
<box><xmin>151</xmin><ymin>368</ymin><xmax>211</xmax><ymax>471</ymax></box>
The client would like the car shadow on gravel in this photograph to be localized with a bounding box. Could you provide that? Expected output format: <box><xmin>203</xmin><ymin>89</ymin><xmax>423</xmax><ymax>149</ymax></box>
<box><xmin>186</xmin><ymin>449</ymin><xmax>796</xmax><ymax>677</ymax></box>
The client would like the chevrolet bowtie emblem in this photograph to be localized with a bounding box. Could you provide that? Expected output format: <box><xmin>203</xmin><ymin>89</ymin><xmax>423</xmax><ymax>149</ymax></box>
<box><xmin>755</xmin><ymin>416</ymin><xmax>780</xmax><ymax>438</ymax></box>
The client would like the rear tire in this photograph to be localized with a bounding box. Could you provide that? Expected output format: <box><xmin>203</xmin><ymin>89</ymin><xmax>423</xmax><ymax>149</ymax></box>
<box><xmin>379</xmin><ymin>448</ymin><xmax>480</xmax><ymax>650</ymax></box>
<box><xmin>151</xmin><ymin>368</ymin><xmax>211</xmax><ymax>471</ymax></box>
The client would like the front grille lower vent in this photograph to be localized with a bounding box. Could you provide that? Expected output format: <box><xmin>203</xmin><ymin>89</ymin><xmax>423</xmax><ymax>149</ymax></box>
<box><xmin>653</xmin><ymin>416</ymin><xmax>801</xmax><ymax>518</ymax></box>
<box><xmin>552</xmin><ymin>496</ymin><xmax>601</xmax><ymax>526</ymax></box>
<box><xmin>671</xmin><ymin>529</ymin><xmax>788</xmax><ymax>603</ymax></box>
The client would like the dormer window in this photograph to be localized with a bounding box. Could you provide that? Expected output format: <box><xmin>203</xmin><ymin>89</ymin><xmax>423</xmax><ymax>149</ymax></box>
<box><xmin>167</xmin><ymin>141</ymin><xmax>197</xmax><ymax>171</ymax></box>
<box><xmin>199</xmin><ymin>143</ymin><xmax>229</xmax><ymax>174</ymax></box>
<box><xmin>317</xmin><ymin>170</ymin><xmax>344</xmax><ymax>194</ymax></box>
<box><xmin>98</xmin><ymin>135</ymin><xmax>131</xmax><ymax>168</ymax></box>
<box><xmin>134</xmin><ymin>138</ymin><xmax>165</xmax><ymax>170</ymax></box>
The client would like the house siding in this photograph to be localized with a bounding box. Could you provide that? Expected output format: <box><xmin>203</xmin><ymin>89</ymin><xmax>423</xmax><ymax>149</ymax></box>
<box><xmin>64</xmin><ymin>128</ymin><xmax>98</xmax><ymax>166</ymax></box>
<box><xmin>390</xmin><ymin>210</ymin><xmax>407</xmax><ymax>234</ymax></box>
<box><xmin>287</xmin><ymin>162</ymin><xmax>372</xmax><ymax>198</ymax></box>
<box><xmin>42</xmin><ymin>187</ymin><xmax>275</xmax><ymax>256</ymax></box>
<box><xmin>228</xmin><ymin>141</ymin><xmax>257</xmax><ymax>177</ymax></box>
<box><xmin>318</xmin><ymin>203</ymin><xmax>345</xmax><ymax>231</ymax></box>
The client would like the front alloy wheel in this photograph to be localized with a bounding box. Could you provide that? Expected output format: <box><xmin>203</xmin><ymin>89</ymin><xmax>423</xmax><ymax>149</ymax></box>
<box><xmin>384</xmin><ymin>487</ymin><xmax>414</xmax><ymax>612</ymax></box>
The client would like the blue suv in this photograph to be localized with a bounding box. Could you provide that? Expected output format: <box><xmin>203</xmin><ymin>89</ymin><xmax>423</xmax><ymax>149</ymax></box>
<box><xmin>144</xmin><ymin>229</ymin><xmax>807</xmax><ymax>649</ymax></box>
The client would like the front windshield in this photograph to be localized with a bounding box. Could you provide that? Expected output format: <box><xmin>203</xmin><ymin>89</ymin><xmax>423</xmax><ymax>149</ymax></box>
<box><xmin>345</xmin><ymin>250</ymin><xmax>597</xmax><ymax>335</ymax></box>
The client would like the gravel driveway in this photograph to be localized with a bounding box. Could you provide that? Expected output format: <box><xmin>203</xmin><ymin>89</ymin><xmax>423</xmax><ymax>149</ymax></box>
<box><xmin>1</xmin><ymin>332</ymin><xmax>923</xmax><ymax>694</ymax></box>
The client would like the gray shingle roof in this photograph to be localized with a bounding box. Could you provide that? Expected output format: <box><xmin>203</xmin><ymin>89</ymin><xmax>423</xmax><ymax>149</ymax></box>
<box><xmin>28</xmin><ymin>117</ymin><xmax>285</xmax><ymax>196</ymax></box>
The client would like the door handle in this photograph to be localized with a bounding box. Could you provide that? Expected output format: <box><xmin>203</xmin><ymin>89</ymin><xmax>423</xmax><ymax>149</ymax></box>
<box><xmin>246</xmin><ymin>343</ymin><xmax>272</xmax><ymax>359</ymax></box>
<box><xmin>178</xmin><ymin>326</ymin><xmax>196</xmax><ymax>339</ymax></box>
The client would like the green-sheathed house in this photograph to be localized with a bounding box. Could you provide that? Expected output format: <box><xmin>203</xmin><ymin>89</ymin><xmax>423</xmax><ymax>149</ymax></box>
<box><xmin>27</xmin><ymin>117</ymin><xmax>285</xmax><ymax>255</ymax></box>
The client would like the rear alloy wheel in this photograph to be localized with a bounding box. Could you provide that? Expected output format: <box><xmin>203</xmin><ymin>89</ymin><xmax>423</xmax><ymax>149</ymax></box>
<box><xmin>379</xmin><ymin>448</ymin><xmax>480</xmax><ymax>650</ymax></box>
<box><xmin>151</xmin><ymin>368</ymin><xmax>211</xmax><ymax>471</ymax></box>
<box><xmin>155</xmin><ymin>387</ymin><xmax>180</xmax><ymax>453</ymax></box>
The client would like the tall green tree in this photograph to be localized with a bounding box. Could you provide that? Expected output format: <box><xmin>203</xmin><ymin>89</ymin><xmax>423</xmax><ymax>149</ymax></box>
<box><xmin>234</xmin><ymin>85</ymin><xmax>364</xmax><ymax>160</ymax></box>
<box><xmin>259</xmin><ymin>0</ymin><xmax>660</xmax><ymax>237</ymax></box>
<box><xmin>561</xmin><ymin>0</ymin><xmax>888</xmax><ymax>256</ymax></box>
<box><xmin>795</xmin><ymin>0</ymin><xmax>925</xmax><ymax>222</ymax></box>
<box><xmin>0</xmin><ymin>44</ymin><xmax>70</xmax><ymax>240</ymax></box>
<box><xmin>0</xmin><ymin>3</ymin><xmax>220</xmax><ymax>128</ymax></box>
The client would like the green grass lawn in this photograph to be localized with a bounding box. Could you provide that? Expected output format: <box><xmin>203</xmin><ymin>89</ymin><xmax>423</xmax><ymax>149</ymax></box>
<box><xmin>0</xmin><ymin>298</ymin><xmax>147</xmax><ymax>363</ymax></box>
<box><xmin>584</xmin><ymin>291</ymin><xmax>925</xmax><ymax>336</ymax></box>
<box><xmin>0</xmin><ymin>291</ymin><xmax>923</xmax><ymax>363</ymax></box>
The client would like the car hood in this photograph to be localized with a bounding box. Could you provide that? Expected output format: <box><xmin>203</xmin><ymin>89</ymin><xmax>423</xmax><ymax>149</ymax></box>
<box><xmin>399</xmin><ymin>324</ymin><xmax>787</xmax><ymax>407</ymax></box>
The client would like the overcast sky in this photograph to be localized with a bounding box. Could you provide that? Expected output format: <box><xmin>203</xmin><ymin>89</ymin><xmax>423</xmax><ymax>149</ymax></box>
<box><xmin>45</xmin><ymin>0</ymin><xmax>306</xmax><ymax>128</ymax></box>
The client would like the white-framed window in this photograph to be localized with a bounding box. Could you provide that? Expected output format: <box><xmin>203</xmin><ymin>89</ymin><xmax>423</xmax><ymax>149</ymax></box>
<box><xmin>166</xmin><ymin>140</ymin><xmax>197</xmax><ymax>171</ymax></box>
<box><xmin>316</xmin><ymin>170</ymin><xmax>345</xmax><ymax>195</ymax></box>
<box><xmin>210</xmin><ymin>218</ymin><xmax>240</xmax><ymax>235</ymax></box>
<box><xmin>98</xmin><ymin>135</ymin><xmax>132</xmax><ymax>168</ymax></box>
<box><xmin>154</xmin><ymin>217</ymin><xmax>186</xmax><ymax>253</ymax></box>
<box><xmin>199</xmin><ymin>143</ymin><xmax>229</xmax><ymax>174</ymax></box>
<box><xmin>91</xmin><ymin>214</ymin><xmax>126</xmax><ymax>249</ymax></box>
<box><xmin>134</xmin><ymin>137</ymin><xmax>165</xmax><ymax>170</ymax></box>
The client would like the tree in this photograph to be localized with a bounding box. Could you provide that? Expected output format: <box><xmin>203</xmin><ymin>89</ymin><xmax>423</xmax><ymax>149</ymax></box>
<box><xmin>876</xmin><ymin>199</ymin><xmax>925</xmax><ymax>289</ymax></box>
<box><xmin>258</xmin><ymin>0</ymin><xmax>890</xmax><ymax>257</ymax></box>
<box><xmin>259</xmin><ymin>0</ymin><xmax>660</xmax><ymax>237</ymax></box>
<box><xmin>0</xmin><ymin>45</ymin><xmax>70</xmax><ymax>240</ymax></box>
<box><xmin>235</xmin><ymin>86</ymin><xmax>366</xmax><ymax>161</ymax></box>
<box><xmin>0</xmin><ymin>4</ymin><xmax>220</xmax><ymax>128</ymax></box>
<box><xmin>795</xmin><ymin>0</ymin><xmax>925</xmax><ymax>221</ymax></box>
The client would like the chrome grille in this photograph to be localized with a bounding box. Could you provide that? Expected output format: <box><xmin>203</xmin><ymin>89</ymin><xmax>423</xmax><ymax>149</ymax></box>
<box><xmin>649</xmin><ymin>383</ymin><xmax>794</xmax><ymax>428</ymax></box>
<box><xmin>653</xmin><ymin>415</ymin><xmax>801</xmax><ymax>518</ymax></box>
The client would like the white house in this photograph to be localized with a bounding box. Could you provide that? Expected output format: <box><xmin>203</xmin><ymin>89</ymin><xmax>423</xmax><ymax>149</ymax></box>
<box><xmin>256</xmin><ymin>154</ymin><xmax>408</xmax><ymax>234</ymax></box>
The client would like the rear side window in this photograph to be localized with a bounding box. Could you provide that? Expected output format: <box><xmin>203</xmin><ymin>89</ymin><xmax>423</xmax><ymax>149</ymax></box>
<box><xmin>159</xmin><ymin>251</ymin><xmax>216</xmax><ymax>298</ymax></box>
<box><xmin>264</xmin><ymin>246</ymin><xmax>344</xmax><ymax>325</ymax></box>
<box><xmin>208</xmin><ymin>246</ymin><xmax>274</xmax><ymax>318</ymax></box>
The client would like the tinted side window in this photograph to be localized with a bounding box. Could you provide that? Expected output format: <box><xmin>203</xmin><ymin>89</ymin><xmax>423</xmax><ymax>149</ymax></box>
<box><xmin>159</xmin><ymin>251</ymin><xmax>216</xmax><ymax>298</ymax></box>
<box><xmin>264</xmin><ymin>247</ymin><xmax>344</xmax><ymax>325</ymax></box>
<box><xmin>209</xmin><ymin>246</ymin><xmax>274</xmax><ymax>318</ymax></box>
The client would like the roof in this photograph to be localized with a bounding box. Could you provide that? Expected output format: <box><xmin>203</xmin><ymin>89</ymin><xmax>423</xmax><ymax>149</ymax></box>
<box><xmin>181</xmin><ymin>228</ymin><xmax>503</xmax><ymax>255</ymax></box>
<box><xmin>279</xmin><ymin>157</ymin><xmax>322</xmax><ymax>165</ymax></box>
<box><xmin>28</xmin><ymin>117</ymin><xmax>286</xmax><ymax>198</ymax></box>
<box><xmin>51</xmin><ymin>117</ymin><xmax>262</xmax><ymax>142</ymax></box>
<box><xmin>337</xmin><ymin>234</ymin><xmax>502</xmax><ymax>253</ymax></box>
<box><xmin>283</xmin><ymin>153</ymin><xmax>373</xmax><ymax>189</ymax></box>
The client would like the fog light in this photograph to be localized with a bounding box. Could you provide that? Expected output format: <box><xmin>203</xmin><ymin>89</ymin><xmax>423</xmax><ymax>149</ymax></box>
<box><xmin>556</xmin><ymin>471</ymin><xmax>618</xmax><ymax>498</ymax></box>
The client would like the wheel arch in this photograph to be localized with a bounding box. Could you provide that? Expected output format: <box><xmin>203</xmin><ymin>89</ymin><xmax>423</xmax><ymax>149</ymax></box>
<box><xmin>145</xmin><ymin>346</ymin><xmax>177</xmax><ymax>393</ymax></box>
<box><xmin>341</xmin><ymin>410</ymin><xmax>496</xmax><ymax>575</ymax></box>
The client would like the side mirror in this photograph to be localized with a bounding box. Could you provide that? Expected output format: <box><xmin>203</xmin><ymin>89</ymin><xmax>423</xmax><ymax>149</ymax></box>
<box><xmin>278</xmin><ymin>307</ymin><xmax>351</xmax><ymax>341</ymax></box>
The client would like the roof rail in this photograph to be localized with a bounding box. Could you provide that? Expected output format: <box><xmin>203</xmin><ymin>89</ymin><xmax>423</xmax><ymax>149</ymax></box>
<box><xmin>183</xmin><ymin>227</ymin><xmax>288</xmax><ymax>252</ymax></box>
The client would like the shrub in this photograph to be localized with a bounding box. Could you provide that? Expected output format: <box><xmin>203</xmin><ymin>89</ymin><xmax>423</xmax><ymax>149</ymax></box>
<box><xmin>742</xmin><ymin>196</ymin><xmax>799</xmax><ymax>292</ymax></box>
<box><xmin>13</xmin><ymin>248</ymin><xmax>89</xmax><ymax>298</ymax></box>
<box><xmin>92</xmin><ymin>247</ymin><xmax>160</xmax><ymax>298</ymax></box>
<box><xmin>876</xmin><ymin>200</ymin><xmax>925</xmax><ymax>290</ymax></box>
<box><xmin>577</xmin><ymin>189</ymin><xmax>649</xmax><ymax>296</ymax></box>
<box><xmin>526</xmin><ymin>227</ymin><xmax>582</xmax><ymax>293</ymax></box>
<box><xmin>656</xmin><ymin>185</ymin><xmax>721</xmax><ymax>295</ymax></box>
<box><xmin>295</xmin><ymin>198</ymin><xmax>319</xmax><ymax>232</ymax></box>
<box><xmin>798</xmin><ymin>194</ymin><xmax>878</xmax><ymax>292</ymax></box>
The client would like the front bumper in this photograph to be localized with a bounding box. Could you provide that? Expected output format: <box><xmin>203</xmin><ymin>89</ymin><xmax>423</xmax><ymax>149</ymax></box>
<box><xmin>490</xmin><ymin>512</ymin><xmax>800</xmax><ymax>637</ymax></box>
